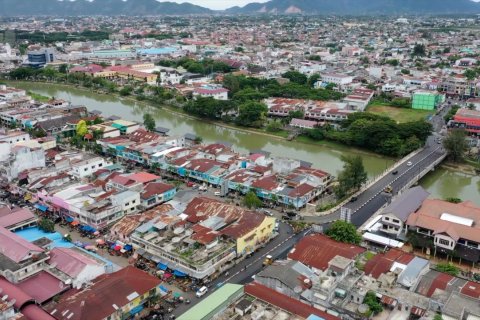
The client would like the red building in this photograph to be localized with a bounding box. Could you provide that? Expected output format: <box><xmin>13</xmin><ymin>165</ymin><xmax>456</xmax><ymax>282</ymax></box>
<box><xmin>451</xmin><ymin>108</ymin><xmax>480</xmax><ymax>136</ymax></box>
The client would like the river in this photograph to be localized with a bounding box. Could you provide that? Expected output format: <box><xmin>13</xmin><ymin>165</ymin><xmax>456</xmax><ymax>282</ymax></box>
<box><xmin>9</xmin><ymin>82</ymin><xmax>480</xmax><ymax>204</ymax></box>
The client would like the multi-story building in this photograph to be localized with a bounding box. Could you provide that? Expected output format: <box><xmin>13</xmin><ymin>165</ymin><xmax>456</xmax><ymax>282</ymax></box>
<box><xmin>411</xmin><ymin>91</ymin><xmax>445</xmax><ymax>110</ymax></box>
<box><xmin>450</xmin><ymin>108</ymin><xmax>480</xmax><ymax>139</ymax></box>
<box><xmin>26</xmin><ymin>48</ymin><xmax>55</xmax><ymax>67</ymax></box>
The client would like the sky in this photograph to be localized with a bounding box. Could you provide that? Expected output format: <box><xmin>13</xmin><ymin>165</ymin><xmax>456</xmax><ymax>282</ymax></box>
<box><xmin>159</xmin><ymin>0</ymin><xmax>270</xmax><ymax>10</ymax></box>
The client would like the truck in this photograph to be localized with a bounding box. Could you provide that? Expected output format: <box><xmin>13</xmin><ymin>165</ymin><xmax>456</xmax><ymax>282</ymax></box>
<box><xmin>263</xmin><ymin>255</ymin><xmax>274</xmax><ymax>266</ymax></box>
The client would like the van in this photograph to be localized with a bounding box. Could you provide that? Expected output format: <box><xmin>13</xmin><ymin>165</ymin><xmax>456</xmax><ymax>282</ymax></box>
<box><xmin>196</xmin><ymin>286</ymin><xmax>208</xmax><ymax>298</ymax></box>
<box><xmin>274</xmin><ymin>221</ymin><xmax>279</xmax><ymax>231</ymax></box>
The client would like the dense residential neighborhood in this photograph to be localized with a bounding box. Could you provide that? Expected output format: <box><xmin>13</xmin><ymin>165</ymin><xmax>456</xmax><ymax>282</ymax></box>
<box><xmin>0</xmin><ymin>3</ymin><xmax>480</xmax><ymax>320</ymax></box>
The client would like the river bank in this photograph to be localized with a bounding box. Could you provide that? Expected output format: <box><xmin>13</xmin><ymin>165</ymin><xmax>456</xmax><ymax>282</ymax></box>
<box><xmin>5</xmin><ymin>81</ymin><xmax>480</xmax><ymax>204</ymax></box>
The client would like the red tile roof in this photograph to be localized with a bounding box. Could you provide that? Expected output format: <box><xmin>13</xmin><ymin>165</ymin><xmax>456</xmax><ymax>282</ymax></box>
<box><xmin>0</xmin><ymin>226</ymin><xmax>44</xmax><ymax>263</ymax></box>
<box><xmin>288</xmin><ymin>234</ymin><xmax>365</xmax><ymax>271</ymax></box>
<box><xmin>141</xmin><ymin>182</ymin><xmax>175</xmax><ymax>199</ymax></box>
<box><xmin>364</xmin><ymin>248</ymin><xmax>415</xmax><ymax>279</ymax></box>
<box><xmin>46</xmin><ymin>266</ymin><xmax>161</xmax><ymax>320</ymax></box>
<box><xmin>17</xmin><ymin>271</ymin><xmax>68</xmax><ymax>304</ymax></box>
<box><xmin>288</xmin><ymin>183</ymin><xmax>315</xmax><ymax>197</ymax></box>
<box><xmin>128</xmin><ymin>172</ymin><xmax>160</xmax><ymax>184</ymax></box>
<box><xmin>0</xmin><ymin>207</ymin><xmax>35</xmax><ymax>229</ymax></box>
<box><xmin>461</xmin><ymin>281</ymin><xmax>480</xmax><ymax>299</ymax></box>
<box><xmin>245</xmin><ymin>282</ymin><xmax>339</xmax><ymax>320</ymax></box>
<box><xmin>21</xmin><ymin>304</ymin><xmax>56</xmax><ymax>320</ymax></box>
<box><xmin>251</xmin><ymin>175</ymin><xmax>279</xmax><ymax>191</ymax></box>
<box><xmin>48</xmin><ymin>247</ymin><xmax>103</xmax><ymax>278</ymax></box>
<box><xmin>0</xmin><ymin>276</ymin><xmax>34</xmax><ymax>309</ymax></box>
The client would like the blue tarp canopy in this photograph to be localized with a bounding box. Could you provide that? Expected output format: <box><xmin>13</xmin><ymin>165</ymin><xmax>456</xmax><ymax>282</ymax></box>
<box><xmin>157</xmin><ymin>262</ymin><xmax>168</xmax><ymax>270</ymax></box>
<box><xmin>34</xmin><ymin>204</ymin><xmax>48</xmax><ymax>212</ymax></box>
<box><xmin>123</xmin><ymin>244</ymin><xmax>133</xmax><ymax>251</ymax></box>
<box><xmin>129</xmin><ymin>304</ymin><xmax>144</xmax><ymax>315</ymax></box>
<box><xmin>81</xmin><ymin>225</ymin><xmax>96</xmax><ymax>233</ymax></box>
<box><xmin>159</xmin><ymin>285</ymin><xmax>168</xmax><ymax>293</ymax></box>
<box><xmin>173</xmin><ymin>270</ymin><xmax>186</xmax><ymax>277</ymax></box>
<box><xmin>65</xmin><ymin>216</ymin><xmax>74</xmax><ymax>222</ymax></box>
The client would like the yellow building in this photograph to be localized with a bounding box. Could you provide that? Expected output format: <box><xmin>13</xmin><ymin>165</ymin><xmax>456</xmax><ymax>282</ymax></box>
<box><xmin>235</xmin><ymin>215</ymin><xmax>276</xmax><ymax>255</ymax></box>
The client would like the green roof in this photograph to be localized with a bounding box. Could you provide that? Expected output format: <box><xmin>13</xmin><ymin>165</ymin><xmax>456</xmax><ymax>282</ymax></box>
<box><xmin>177</xmin><ymin>284</ymin><xmax>244</xmax><ymax>320</ymax></box>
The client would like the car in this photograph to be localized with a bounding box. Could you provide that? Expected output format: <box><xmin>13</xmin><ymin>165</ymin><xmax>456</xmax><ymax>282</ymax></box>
<box><xmin>214</xmin><ymin>191</ymin><xmax>221</xmax><ymax>196</ymax></box>
<box><xmin>196</xmin><ymin>286</ymin><xmax>208</xmax><ymax>298</ymax></box>
<box><xmin>274</xmin><ymin>221</ymin><xmax>279</xmax><ymax>231</ymax></box>
<box><xmin>349</xmin><ymin>196</ymin><xmax>358</xmax><ymax>202</ymax></box>
<box><xmin>437</xmin><ymin>139</ymin><xmax>442</xmax><ymax>144</ymax></box>
<box><xmin>406</xmin><ymin>161</ymin><xmax>413</xmax><ymax>166</ymax></box>
<box><xmin>263</xmin><ymin>210</ymin><xmax>273</xmax><ymax>216</ymax></box>
<box><xmin>282</xmin><ymin>214</ymin><xmax>292</xmax><ymax>221</ymax></box>
<box><xmin>391</xmin><ymin>170</ymin><xmax>398</xmax><ymax>175</ymax></box>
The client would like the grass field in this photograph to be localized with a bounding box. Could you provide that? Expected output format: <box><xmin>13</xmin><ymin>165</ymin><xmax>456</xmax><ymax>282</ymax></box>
<box><xmin>366</xmin><ymin>104</ymin><xmax>433</xmax><ymax>123</ymax></box>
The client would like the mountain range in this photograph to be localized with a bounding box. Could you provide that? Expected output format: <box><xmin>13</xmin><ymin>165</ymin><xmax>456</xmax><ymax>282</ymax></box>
<box><xmin>1</xmin><ymin>0</ymin><xmax>480</xmax><ymax>16</ymax></box>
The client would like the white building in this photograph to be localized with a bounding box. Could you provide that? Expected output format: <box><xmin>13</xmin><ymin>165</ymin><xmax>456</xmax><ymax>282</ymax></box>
<box><xmin>48</xmin><ymin>247</ymin><xmax>107</xmax><ymax>289</ymax></box>
<box><xmin>111</xmin><ymin>190</ymin><xmax>140</xmax><ymax>215</ymax></box>
<box><xmin>319</xmin><ymin>73</ymin><xmax>354</xmax><ymax>86</ymax></box>
<box><xmin>0</xmin><ymin>130</ymin><xmax>30</xmax><ymax>145</ymax></box>
<box><xmin>193</xmin><ymin>85</ymin><xmax>229</xmax><ymax>100</ymax></box>
<box><xmin>69</xmin><ymin>156</ymin><xmax>111</xmax><ymax>178</ymax></box>
<box><xmin>1</xmin><ymin>145</ymin><xmax>46</xmax><ymax>181</ymax></box>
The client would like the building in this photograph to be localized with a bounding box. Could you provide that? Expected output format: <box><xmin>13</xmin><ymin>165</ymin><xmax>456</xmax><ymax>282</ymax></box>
<box><xmin>407</xmin><ymin>199</ymin><xmax>480</xmax><ymax>263</ymax></box>
<box><xmin>411</xmin><ymin>91</ymin><xmax>444</xmax><ymax>110</ymax></box>
<box><xmin>378</xmin><ymin>186</ymin><xmax>430</xmax><ymax>239</ymax></box>
<box><xmin>193</xmin><ymin>85</ymin><xmax>229</xmax><ymax>100</ymax></box>
<box><xmin>0</xmin><ymin>226</ymin><xmax>48</xmax><ymax>283</ymax></box>
<box><xmin>47</xmin><ymin>247</ymin><xmax>106</xmax><ymax>289</ymax></box>
<box><xmin>26</xmin><ymin>48</ymin><xmax>55</xmax><ymax>68</ymax></box>
<box><xmin>0</xmin><ymin>207</ymin><xmax>37</xmax><ymax>232</ymax></box>
<box><xmin>177</xmin><ymin>284</ymin><xmax>244</xmax><ymax>320</ymax></box>
<box><xmin>45</xmin><ymin>266</ymin><xmax>161</xmax><ymax>320</ymax></box>
<box><xmin>131</xmin><ymin>197</ymin><xmax>275</xmax><ymax>279</ymax></box>
<box><xmin>450</xmin><ymin>108</ymin><xmax>480</xmax><ymax>138</ymax></box>
<box><xmin>69</xmin><ymin>156</ymin><xmax>111</xmax><ymax>178</ymax></box>
<box><xmin>319</xmin><ymin>73</ymin><xmax>354</xmax><ymax>86</ymax></box>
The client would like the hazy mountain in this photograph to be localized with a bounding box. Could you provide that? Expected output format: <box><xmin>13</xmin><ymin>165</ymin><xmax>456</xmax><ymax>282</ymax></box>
<box><xmin>226</xmin><ymin>0</ymin><xmax>480</xmax><ymax>15</ymax></box>
<box><xmin>0</xmin><ymin>0</ymin><xmax>213</xmax><ymax>16</ymax></box>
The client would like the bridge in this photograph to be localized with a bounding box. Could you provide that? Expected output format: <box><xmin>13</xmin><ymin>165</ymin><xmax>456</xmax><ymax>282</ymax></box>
<box><xmin>305</xmin><ymin>135</ymin><xmax>448</xmax><ymax>227</ymax></box>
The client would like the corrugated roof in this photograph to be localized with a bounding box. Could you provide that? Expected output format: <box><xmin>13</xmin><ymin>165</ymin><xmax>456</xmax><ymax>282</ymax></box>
<box><xmin>177</xmin><ymin>284</ymin><xmax>243</xmax><ymax>320</ymax></box>
<box><xmin>382</xmin><ymin>186</ymin><xmax>430</xmax><ymax>222</ymax></box>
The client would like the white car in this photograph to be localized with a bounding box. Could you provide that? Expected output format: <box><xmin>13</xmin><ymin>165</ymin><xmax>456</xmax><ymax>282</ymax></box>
<box><xmin>214</xmin><ymin>191</ymin><xmax>221</xmax><ymax>196</ymax></box>
<box><xmin>196</xmin><ymin>286</ymin><xmax>208</xmax><ymax>298</ymax></box>
<box><xmin>406</xmin><ymin>161</ymin><xmax>413</xmax><ymax>166</ymax></box>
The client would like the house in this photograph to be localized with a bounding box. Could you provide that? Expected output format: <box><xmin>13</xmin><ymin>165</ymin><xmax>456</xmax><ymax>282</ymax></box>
<box><xmin>319</xmin><ymin>73</ymin><xmax>354</xmax><ymax>86</ymax></box>
<box><xmin>407</xmin><ymin>199</ymin><xmax>480</xmax><ymax>263</ymax></box>
<box><xmin>111</xmin><ymin>189</ymin><xmax>140</xmax><ymax>215</ymax></box>
<box><xmin>140</xmin><ymin>181</ymin><xmax>176</xmax><ymax>209</ymax></box>
<box><xmin>69</xmin><ymin>156</ymin><xmax>111</xmax><ymax>179</ymax></box>
<box><xmin>0</xmin><ymin>207</ymin><xmax>37</xmax><ymax>231</ymax></box>
<box><xmin>47</xmin><ymin>247</ymin><xmax>106</xmax><ymax>289</ymax></box>
<box><xmin>193</xmin><ymin>85</ymin><xmax>229</xmax><ymax>100</ymax></box>
<box><xmin>45</xmin><ymin>266</ymin><xmax>162</xmax><ymax>320</ymax></box>
<box><xmin>288</xmin><ymin>234</ymin><xmax>365</xmax><ymax>272</ymax></box>
<box><xmin>379</xmin><ymin>186</ymin><xmax>430</xmax><ymax>239</ymax></box>
<box><xmin>290</xmin><ymin>118</ymin><xmax>318</xmax><ymax>129</ymax></box>
<box><xmin>0</xmin><ymin>226</ymin><xmax>48</xmax><ymax>283</ymax></box>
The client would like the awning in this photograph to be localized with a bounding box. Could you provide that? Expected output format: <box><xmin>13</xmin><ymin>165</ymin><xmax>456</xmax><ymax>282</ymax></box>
<box><xmin>173</xmin><ymin>270</ymin><xmax>186</xmax><ymax>277</ymax></box>
<box><xmin>157</xmin><ymin>263</ymin><xmax>168</xmax><ymax>270</ymax></box>
<box><xmin>34</xmin><ymin>204</ymin><xmax>48</xmax><ymax>212</ymax></box>
<box><xmin>114</xmin><ymin>245</ymin><xmax>122</xmax><ymax>251</ymax></box>
<box><xmin>129</xmin><ymin>304</ymin><xmax>144</xmax><ymax>315</ymax></box>
<box><xmin>159</xmin><ymin>285</ymin><xmax>169</xmax><ymax>293</ymax></box>
<box><xmin>65</xmin><ymin>216</ymin><xmax>74</xmax><ymax>223</ymax></box>
<box><xmin>123</xmin><ymin>244</ymin><xmax>133</xmax><ymax>251</ymax></box>
<box><xmin>81</xmin><ymin>225</ymin><xmax>96</xmax><ymax>233</ymax></box>
<box><xmin>71</xmin><ymin>221</ymin><xmax>80</xmax><ymax>226</ymax></box>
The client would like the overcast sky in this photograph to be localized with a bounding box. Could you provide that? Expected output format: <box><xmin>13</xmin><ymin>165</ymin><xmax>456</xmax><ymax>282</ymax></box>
<box><xmin>159</xmin><ymin>0</ymin><xmax>270</xmax><ymax>10</ymax></box>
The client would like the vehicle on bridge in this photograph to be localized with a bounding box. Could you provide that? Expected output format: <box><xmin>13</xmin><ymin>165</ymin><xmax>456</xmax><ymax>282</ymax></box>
<box><xmin>384</xmin><ymin>185</ymin><xmax>393</xmax><ymax>193</ymax></box>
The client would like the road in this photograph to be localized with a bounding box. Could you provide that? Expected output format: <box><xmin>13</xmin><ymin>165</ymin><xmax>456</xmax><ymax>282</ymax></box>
<box><xmin>304</xmin><ymin>100</ymin><xmax>453</xmax><ymax>227</ymax></box>
<box><xmin>175</xmin><ymin>100</ymin><xmax>456</xmax><ymax>317</ymax></box>
<box><xmin>173</xmin><ymin>221</ymin><xmax>304</xmax><ymax>317</ymax></box>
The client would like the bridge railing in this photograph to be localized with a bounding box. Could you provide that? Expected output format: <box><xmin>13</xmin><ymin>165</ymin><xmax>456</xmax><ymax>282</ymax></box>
<box><xmin>313</xmin><ymin>147</ymin><xmax>426</xmax><ymax>217</ymax></box>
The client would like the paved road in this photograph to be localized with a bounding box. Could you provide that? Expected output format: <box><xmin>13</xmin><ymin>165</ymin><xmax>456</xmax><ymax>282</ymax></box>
<box><xmin>173</xmin><ymin>221</ymin><xmax>300</xmax><ymax>317</ymax></box>
<box><xmin>303</xmin><ymin>102</ymin><xmax>453</xmax><ymax>227</ymax></box>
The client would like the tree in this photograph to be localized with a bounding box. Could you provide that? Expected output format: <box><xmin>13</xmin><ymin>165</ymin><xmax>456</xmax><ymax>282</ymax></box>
<box><xmin>59</xmin><ymin>64</ymin><xmax>69</xmax><ymax>74</ymax></box>
<box><xmin>334</xmin><ymin>155</ymin><xmax>368</xmax><ymax>199</ymax></box>
<box><xmin>443</xmin><ymin>129</ymin><xmax>468</xmax><ymax>162</ymax></box>
<box><xmin>63</xmin><ymin>234</ymin><xmax>72</xmax><ymax>242</ymax></box>
<box><xmin>266</xmin><ymin>121</ymin><xmax>283</xmax><ymax>132</ymax></box>
<box><xmin>143</xmin><ymin>113</ymin><xmax>156</xmax><ymax>131</ymax></box>
<box><xmin>76</xmin><ymin>120</ymin><xmax>88</xmax><ymax>137</ymax></box>
<box><xmin>243</xmin><ymin>191</ymin><xmax>263</xmax><ymax>209</ymax></box>
<box><xmin>464</xmin><ymin>69</ymin><xmax>478</xmax><ymax>81</ymax></box>
<box><xmin>434</xmin><ymin>314</ymin><xmax>444</xmax><ymax>320</ymax></box>
<box><xmin>413</xmin><ymin>43</ymin><xmax>426</xmax><ymax>56</ymax></box>
<box><xmin>236</xmin><ymin>101</ymin><xmax>268</xmax><ymax>128</ymax></box>
<box><xmin>436</xmin><ymin>263</ymin><xmax>460</xmax><ymax>276</ymax></box>
<box><xmin>445</xmin><ymin>197</ymin><xmax>462</xmax><ymax>203</ymax></box>
<box><xmin>363</xmin><ymin>291</ymin><xmax>383</xmax><ymax>316</ymax></box>
<box><xmin>325</xmin><ymin>220</ymin><xmax>362</xmax><ymax>244</ymax></box>
<box><xmin>38</xmin><ymin>218</ymin><xmax>55</xmax><ymax>233</ymax></box>
<box><xmin>282</xmin><ymin>71</ymin><xmax>308</xmax><ymax>85</ymax></box>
